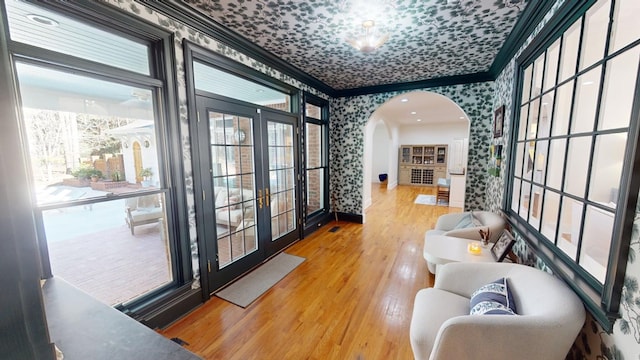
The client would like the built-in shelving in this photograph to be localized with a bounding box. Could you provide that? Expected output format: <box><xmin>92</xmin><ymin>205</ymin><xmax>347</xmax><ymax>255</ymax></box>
<box><xmin>399</xmin><ymin>144</ymin><xmax>447</xmax><ymax>186</ymax></box>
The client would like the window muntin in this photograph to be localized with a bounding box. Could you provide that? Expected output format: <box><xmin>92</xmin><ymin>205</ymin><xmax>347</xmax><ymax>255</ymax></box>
<box><xmin>510</xmin><ymin>0</ymin><xmax>640</xmax><ymax>287</ymax></box>
<box><xmin>193</xmin><ymin>60</ymin><xmax>291</xmax><ymax>112</ymax></box>
<box><xmin>5</xmin><ymin>0</ymin><xmax>150</xmax><ymax>75</ymax></box>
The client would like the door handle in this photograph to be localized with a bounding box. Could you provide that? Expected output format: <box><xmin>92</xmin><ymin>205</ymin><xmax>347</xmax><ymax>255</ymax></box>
<box><xmin>258</xmin><ymin>189</ymin><xmax>263</xmax><ymax>209</ymax></box>
<box><xmin>265</xmin><ymin>188</ymin><xmax>270</xmax><ymax>207</ymax></box>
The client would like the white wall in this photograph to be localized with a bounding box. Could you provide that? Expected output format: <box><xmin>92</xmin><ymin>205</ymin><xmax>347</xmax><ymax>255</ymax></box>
<box><xmin>387</xmin><ymin>125</ymin><xmax>400</xmax><ymax>189</ymax></box>
<box><xmin>371</xmin><ymin>121</ymin><xmax>390</xmax><ymax>183</ymax></box>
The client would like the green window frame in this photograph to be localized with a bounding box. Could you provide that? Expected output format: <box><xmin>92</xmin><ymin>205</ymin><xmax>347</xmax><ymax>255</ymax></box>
<box><xmin>506</xmin><ymin>0</ymin><xmax>640</xmax><ymax>330</ymax></box>
<box><xmin>303</xmin><ymin>92</ymin><xmax>330</xmax><ymax>235</ymax></box>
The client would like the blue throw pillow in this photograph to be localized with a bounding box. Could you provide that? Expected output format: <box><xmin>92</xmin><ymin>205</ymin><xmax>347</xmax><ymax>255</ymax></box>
<box><xmin>453</xmin><ymin>213</ymin><xmax>473</xmax><ymax>229</ymax></box>
<box><xmin>470</xmin><ymin>277</ymin><xmax>517</xmax><ymax>315</ymax></box>
<box><xmin>453</xmin><ymin>212</ymin><xmax>483</xmax><ymax>230</ymax></box>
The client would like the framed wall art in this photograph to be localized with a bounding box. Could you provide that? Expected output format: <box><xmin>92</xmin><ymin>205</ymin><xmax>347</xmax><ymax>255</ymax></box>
<box><xmin>493</xmin><ymin>105</ymin><xmax>504</xmax><ymax>138</ymax></box>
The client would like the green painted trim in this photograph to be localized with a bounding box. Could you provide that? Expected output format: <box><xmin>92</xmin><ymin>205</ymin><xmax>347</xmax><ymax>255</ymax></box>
<box><xmin>335</xmin><ymin>72</ymin><xmax>493</xmax><ymax>97</ymax></box>
<box><xmin>489</xmin><ymin>0</ymin><xmax>556</xmax><ymax>78</ymax></box>
<box><xmin>143</xmin><ymin>0</ymin><xmax>337</xmax><ymax>97</ymax></box>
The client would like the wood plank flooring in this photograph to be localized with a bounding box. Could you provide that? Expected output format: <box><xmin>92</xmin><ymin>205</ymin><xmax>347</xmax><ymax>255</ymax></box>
<box><xmin>161</xmin><ymin>185</ymin><xmax>460</xmax><ymax>359</ymax></box>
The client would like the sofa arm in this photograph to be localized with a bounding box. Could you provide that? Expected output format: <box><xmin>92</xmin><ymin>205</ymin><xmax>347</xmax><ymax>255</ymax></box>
<box><xmin>434</xmin><ymin>263</ymin><xmax>522</xmax><ymax>298</ymax></box>
<box><xmin>431</xmin><ymin>314</ymin><xmax>578</xmax><ymax>360</ymax></box>
<box><xmin>434</xmin><ymin>213</ymin><xmax>468</xmax><ymax>231</ymax></box>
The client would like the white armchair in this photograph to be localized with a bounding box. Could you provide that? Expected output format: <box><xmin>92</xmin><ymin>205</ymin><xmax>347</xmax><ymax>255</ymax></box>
<box><xmin>426</xmin><ymin>211</ymin><xmax>506</xmax><ymax>243</ymax></box>
<box><xmin>410</xmin><ymin>262</ymin><xmax>585</xmax><ymax>360</ymax></box>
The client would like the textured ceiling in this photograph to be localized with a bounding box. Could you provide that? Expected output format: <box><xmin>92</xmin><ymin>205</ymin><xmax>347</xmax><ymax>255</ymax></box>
<box><xmin>181</xmin><ymin>0</ymin><xmax>529</xmax><ymax>90</ymax></box>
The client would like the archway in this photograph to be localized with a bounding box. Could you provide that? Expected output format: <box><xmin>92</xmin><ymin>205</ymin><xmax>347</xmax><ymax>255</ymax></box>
<box><xmin>362</xmin><ymin>91</ymin><xmax>471</xmax><ymax>218</ymax></box>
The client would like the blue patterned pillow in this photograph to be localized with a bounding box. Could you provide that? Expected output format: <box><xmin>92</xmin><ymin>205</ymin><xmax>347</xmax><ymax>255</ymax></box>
<box><xmin>470</xmin><ymin>278</ymin><xmax>517</xmax><ymax>315</ymax></box>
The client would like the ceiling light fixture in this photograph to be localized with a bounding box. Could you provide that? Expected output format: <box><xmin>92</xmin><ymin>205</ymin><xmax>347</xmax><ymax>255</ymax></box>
<box><xmin>401</xmin><ymin>98</ymin><xmax>408</xmax><ymax>102</ymax></box>
<box><xmin>345</xmin><ymin>20</ymin><xmax>389</xmax><ymax>53</ymax></box>
<box><xmin>411</xmin><ymin>111</ymin><xmax>417</xmax><ymax>115</ymax></box>
<box><xmin>417</xmin><ymin>119</ymin><xmax>422</xmax><ymax>122</ymax></box>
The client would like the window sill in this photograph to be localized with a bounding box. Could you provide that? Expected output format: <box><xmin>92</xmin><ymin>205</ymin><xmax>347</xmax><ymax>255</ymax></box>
<box><xmin>42</xmin><ymin>277</ymin><xmax>201</xmax><ymax>359</ymax></box>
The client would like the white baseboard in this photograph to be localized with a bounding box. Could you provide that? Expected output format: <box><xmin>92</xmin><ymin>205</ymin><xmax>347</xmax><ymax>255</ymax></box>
<box><xmin>363</xmin><ymin>197</ymin><xmax>372</xmax><ymax>210</ymax></box>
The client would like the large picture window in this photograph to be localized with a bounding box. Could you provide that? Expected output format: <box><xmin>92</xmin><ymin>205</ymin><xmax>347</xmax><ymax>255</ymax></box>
<box><xmin>4</xmin><ymin>0</ymin><xmax>189</xmax><ymax>317</ymax></box>
<box><xmin>508</xmin><ymin>0</ymin><xmax>640</xmax><ymax>329</ymax></box>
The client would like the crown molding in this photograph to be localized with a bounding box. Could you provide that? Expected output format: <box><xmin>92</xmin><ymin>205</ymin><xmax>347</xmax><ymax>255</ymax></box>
<box><xmin>334</xmin><ymin>72</ymin><xmax>494</xmax><ymax>97</ymax></box>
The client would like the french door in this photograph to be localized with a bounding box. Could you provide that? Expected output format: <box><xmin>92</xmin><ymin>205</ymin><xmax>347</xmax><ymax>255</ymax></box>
<box><xmin>194</xmin><ymin>95</ymin><xmax>299</xmax><ymax>292</ymax></box>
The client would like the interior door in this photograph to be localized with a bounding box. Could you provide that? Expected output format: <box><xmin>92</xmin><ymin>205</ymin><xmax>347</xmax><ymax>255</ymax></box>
<box><xmin>194</xmin><ymin>96</ymin><xmax>299</xmax><ymax>292</ymax></box>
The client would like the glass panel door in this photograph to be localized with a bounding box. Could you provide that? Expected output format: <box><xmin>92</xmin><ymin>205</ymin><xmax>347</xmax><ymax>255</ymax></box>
<box><xmin>261</xmin><ymin>110</ymin><xmax>300</xmax><ymax>256</ymax></box>
<box><xmin>194</xmin><ymin>97</ymin><xmax>299</xmax><ymax>292</ymax></box>
<box><xmin>209</xmin><ymin>112</ymin><xmax>258</xmax><ymax>268</ymax></box>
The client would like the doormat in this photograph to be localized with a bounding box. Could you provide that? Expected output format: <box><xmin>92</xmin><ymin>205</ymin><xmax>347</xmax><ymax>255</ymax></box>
<box><xmin>215</xmin><ymin>253</ymin><xmax>305</xmax><ymax>308</ymax></box>
<box><xmin>414</xmin><ymin>194</ymin><xmax>448</xmax><ymax>206</ymax></box>
<box><xmin>414</xmin><ymin>194</ymin><xmax>437</xmax><ymax>205</ymax></box>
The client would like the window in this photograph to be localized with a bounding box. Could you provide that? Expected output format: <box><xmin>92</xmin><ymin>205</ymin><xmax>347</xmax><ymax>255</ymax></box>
<box><xmin>4</xmin><ymin>0</ymin><xmax>189</xmax><ymax>316</ymax></box>
<box><xmin>303</xmin><ymin>93</ymin><xmax>330</xmax><ymax>233</ymax></box>
<box><xmin>193</xmin><ymin>60</ymin><xmax>291</xmax><ymax>111</ymax></box>
<box><xmin>508</xmin><ymin>0</ymin><xmax>640</xmax><ymax>329</ymax></box>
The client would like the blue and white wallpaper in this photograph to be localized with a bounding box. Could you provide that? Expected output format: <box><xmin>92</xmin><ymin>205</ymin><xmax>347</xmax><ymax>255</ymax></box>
<box><xmin>330</xmin><ymin>82</ymin><xmax>494</xmax><ymax>215</ymax></box>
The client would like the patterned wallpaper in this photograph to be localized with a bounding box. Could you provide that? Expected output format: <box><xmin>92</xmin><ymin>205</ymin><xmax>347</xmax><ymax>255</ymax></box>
<box><xmin>489</xmin><ymin>0</ymin><xmax>640</xmax><ymax>358</ymax></box>
<box><xmin>180</xmin><ymin>0</ymin><xmax>528</xmax><ymax>89</ymax></box>
<box><xmin>330</xmin><ymin>82</ymin><xmax>494</xmax><ymax>215</ymax></box>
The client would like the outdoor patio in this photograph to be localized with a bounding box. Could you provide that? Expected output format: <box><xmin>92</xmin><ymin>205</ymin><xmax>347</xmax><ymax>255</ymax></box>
<box><xmin>45</xmin><ymin>199</ymin><xmax>172</xmax><ymax>306</ymax></box>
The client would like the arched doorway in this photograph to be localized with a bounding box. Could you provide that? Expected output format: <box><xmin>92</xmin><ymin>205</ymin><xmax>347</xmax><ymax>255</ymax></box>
<box><xmin>362</xmin><ymin>91</ymin><xmax>471</xmax><ymax>217</ymax></box>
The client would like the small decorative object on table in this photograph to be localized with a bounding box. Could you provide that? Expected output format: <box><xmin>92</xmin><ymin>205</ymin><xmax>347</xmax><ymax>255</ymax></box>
<box><xmin>478</xmin><ymin>227</ymin><xmax>491</xmax><ymax>247</ymax></box>
<box><xmin>467</xmin><ymin>242</ymin><xmax>482</xmax><ymax>255</ymax></box>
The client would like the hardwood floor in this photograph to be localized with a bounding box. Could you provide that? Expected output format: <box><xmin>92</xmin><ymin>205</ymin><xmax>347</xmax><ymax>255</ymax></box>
<box><xmin>161</xmin><ymin>185</ymin><xmax>460</xmax><ymax>359</ymax></box>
